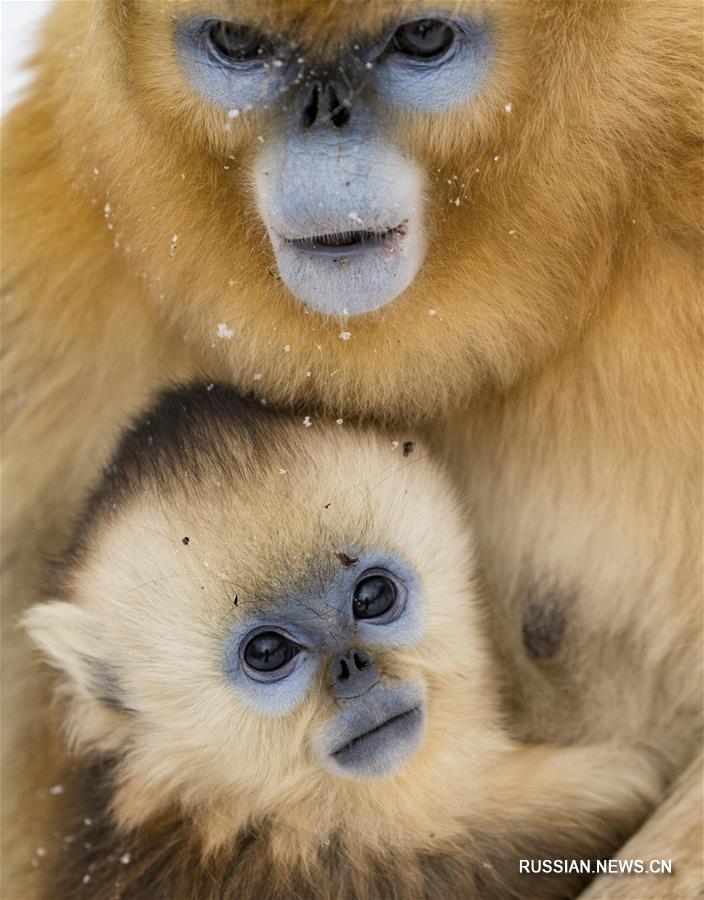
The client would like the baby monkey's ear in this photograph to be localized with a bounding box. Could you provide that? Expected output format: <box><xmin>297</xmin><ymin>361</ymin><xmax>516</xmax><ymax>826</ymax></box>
<box><xmin>23</xmin><ymin>601</ymin><xmax>132</xmax><ymax>749</ymax></box>
<box><xmin>24</xmin><ymin>601</ymin><xmax>103</xmax><ymax>691</ymax></box>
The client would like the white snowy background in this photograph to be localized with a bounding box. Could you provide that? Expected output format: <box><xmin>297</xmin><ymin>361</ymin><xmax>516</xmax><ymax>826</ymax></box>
<box><xmin>2</xmin><ymin>1</ymin><xmax>53</xmax><ymax>114</ymax></box>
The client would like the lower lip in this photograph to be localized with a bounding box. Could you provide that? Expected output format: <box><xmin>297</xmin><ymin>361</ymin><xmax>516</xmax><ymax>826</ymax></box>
<box><xmin>267</xmin><ymin>221</ymin><xmax>426</xmax><ymax>316</ymax></box>
<box><xmin>332</xmin><ymin>705</ymin><xmax>421</xmax><ymax>757</ymax></box>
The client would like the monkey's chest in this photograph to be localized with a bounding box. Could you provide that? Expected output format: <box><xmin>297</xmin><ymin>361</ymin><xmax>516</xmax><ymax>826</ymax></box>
<box><xmin>453</xmin><ymin>450</ymin><xmax>655</xmax><ymax>743</ymax></box>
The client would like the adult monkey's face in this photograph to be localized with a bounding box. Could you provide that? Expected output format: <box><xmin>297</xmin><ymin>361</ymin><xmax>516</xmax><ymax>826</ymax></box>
<box><xmin>64</xmin><ymin>1</ymin><xmax>649</xmax><ymax>416</ymax></box>
<box><xmin>176</xmin><ymin>7</ymin><xmax>492</xmax><ymax>316</ymax></box>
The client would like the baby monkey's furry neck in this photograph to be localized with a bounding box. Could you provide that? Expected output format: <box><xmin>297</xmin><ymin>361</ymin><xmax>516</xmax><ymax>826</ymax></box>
<box><xmin>46</xmin><ymin>757</ymin><xmax>467</xmax><ymax>900</ymax></box>
<box><xmin>43</xmin><ymin>755</ymin><xmax>630</xmax><ymax>900</ymax></box>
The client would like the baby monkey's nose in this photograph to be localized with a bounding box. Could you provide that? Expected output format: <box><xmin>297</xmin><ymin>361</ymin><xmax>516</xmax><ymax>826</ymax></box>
<box><xmin>331</xmin><ymin>648</ymin><xmax>378</xmax><ymax>699</ymax></box>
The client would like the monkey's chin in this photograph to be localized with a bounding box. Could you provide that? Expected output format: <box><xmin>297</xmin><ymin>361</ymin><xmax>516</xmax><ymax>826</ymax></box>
<box><xmin>268</xmin><ymin>225</ymin><xmax>427</xmax><ymax>317</ymax></box>
<box><xmin>319</xmin><ymin>687</ymin><xmax>426</xmax><ymax>781</ymax></box>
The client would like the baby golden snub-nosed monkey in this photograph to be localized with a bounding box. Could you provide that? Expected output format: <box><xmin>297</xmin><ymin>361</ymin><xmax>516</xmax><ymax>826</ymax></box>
<box><xmin>24</xmin><ymin>384</ymin><xmax>665</xmax><ymax>900</ymax></box>
<box><xmin>2</xmin><ymin>1</ymin><xmax>702</xmax><ymax>898</ymax></box>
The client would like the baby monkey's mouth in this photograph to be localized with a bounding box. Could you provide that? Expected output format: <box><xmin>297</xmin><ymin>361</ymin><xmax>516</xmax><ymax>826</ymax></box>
<box><xmin>286</xmin><ymin>224</ymin><xmax>407</xmax><ymax>257</ymax></box>
<box><xmin>331</xmin><ymin>705</ymin><xmax>421</xmax><ymax>757</ymax></box>
<box><xmin>321</xmin><ymin>684</ymin><xmax>425</xmax><ymax>778</ymax></box>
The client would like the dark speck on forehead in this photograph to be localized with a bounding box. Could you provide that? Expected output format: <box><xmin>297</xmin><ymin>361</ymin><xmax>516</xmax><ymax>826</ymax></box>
<box><xmin>336</xmin><ymin>551</ymin><xmax>359</xmax><ymax>567</ymax></box>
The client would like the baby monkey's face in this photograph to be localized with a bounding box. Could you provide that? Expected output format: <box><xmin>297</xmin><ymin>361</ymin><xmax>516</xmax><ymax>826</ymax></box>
<box><xmin>27</xmin><ymin>389</ymin><xmax>496</xmax><ymax>838</ymax></box>
<box><xmin>225</xmin><ymin>549</ymin><xmax>427</xmax><ymax>780</ymax></box>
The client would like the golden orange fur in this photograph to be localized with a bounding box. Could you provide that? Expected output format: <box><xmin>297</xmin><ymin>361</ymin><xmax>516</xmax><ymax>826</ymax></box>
<box><xmin>2</xmin><ymin>1</ymin><xmax>702</xmax><ymax>897</ymax></box>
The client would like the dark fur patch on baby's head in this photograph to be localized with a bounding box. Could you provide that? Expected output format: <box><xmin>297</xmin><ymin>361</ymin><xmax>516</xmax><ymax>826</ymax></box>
<box><xmin>54</xmin><ymin>382</ymin><xmax>292</xmax><ymax>593</ymax></box>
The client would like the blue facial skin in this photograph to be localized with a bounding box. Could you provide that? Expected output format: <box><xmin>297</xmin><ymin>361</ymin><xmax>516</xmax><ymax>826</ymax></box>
<box><xmin>222</xmin><ymin>554</ymin><xmax>427</xmax><ymax>779</ymax></box>
<box><xmin>322</xmin><ymin>679</ymin><xmax>426</xmax><ymax>780</ymax></box>
<box><xmin>177</xmin><ymin>13</ymin><xmax>492</xmax><ymax>113</ymax></box>
<box><xmin>177</xmin><ymin>18</ymin><xmax>291</xmax><ymax>109</ymax></box>
<box><xmin>176</xmin><ymin>12</ymin><xmax>493</xmax><ymax>317</ymax></box>
<box><xmin>256</xmin><ymin>116</ymin><xmax>427</xmax><ymax>316</ymax></box>
<box><xmin>368</xmin><ymin>14</ymin><xmax>493</xmax><ymax>113</ymax></box>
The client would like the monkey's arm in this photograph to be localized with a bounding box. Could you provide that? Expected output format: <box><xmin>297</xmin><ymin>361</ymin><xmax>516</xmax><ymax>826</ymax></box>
<box><xmin>578</xmin><ymin>750</ymin><xmax>703</xmax><ymax>900</ymax></box>
<box><xmin>472</xmin><ymin>742</ymin><xmax>669</xmax><ymax>900</ymax></box>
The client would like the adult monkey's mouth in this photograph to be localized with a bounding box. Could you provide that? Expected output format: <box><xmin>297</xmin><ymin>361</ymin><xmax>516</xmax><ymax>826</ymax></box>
<box><xmin>255</xmin><ymin>134</ymin><xmax>427</xmax><ymax>316</ymax></box>
<box><xmin>286</xmin><ymin>223</ymin><xmax>407</xmax><ymax>257</ymax></box>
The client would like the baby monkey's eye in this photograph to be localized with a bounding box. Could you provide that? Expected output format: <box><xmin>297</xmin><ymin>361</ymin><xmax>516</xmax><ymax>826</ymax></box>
<box><xmin>390</xmin><ymin>19</ymin><xmax>456</xmax><ymax>60</ymax></box>
<box><xmin>353</xmin><ymin>572</ymin><xmax>399</xmax><ymax>621</ymax></box>
<box><xmin>243</xmin><ymin>631</ymin><xmax>301</xmax><ymax>674</ymax></box>
<box><xmin>206</xmin><ymin>21</ymin><xmax>273</xmax><ymax>63</ymax></box>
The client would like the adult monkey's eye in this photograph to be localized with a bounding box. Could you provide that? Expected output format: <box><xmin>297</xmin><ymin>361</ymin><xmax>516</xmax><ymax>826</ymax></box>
<box><xmin>353</xmin><ymin>574</ymin><xmax>398</xmax><ymax>620</ymax></box>
<box><xmin>243</xmin><ymin>631</ymin><xmax>300</xmax><ymax>672</ymax></box>
<box><xmin>206</xmin><ymin>20</ymin><xmax>272</xmax><ymax>63</ymax></box>
<box><xmin>391</xmin><ymin>19</ymin><xmax>456</xmax><ymax>60</ymax></box>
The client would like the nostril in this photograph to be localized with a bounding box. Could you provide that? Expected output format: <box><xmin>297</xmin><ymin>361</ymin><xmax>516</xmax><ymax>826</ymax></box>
<box><xmin>352</xmin><ymin>651</ymin><xmax>368</xmax><ymax>671</ymax></box>
<box><xmin>338</xmin><ymin>658</ymin><xmax>350</xmax><ymax>681</ymax></box>
<box><xmin>330</xmin><ymin>103</ymin><xmax>350</xmax><ymax>129</ymax></box>
<box><xmin>325</xmin><ymin>83</ymin><xmax>350</xmax><ymax>129</ymax></box>
<box><xmin>302</xmin><ymin>83</ymin><xmax>319</xmax><ymax>128</ymax></box>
